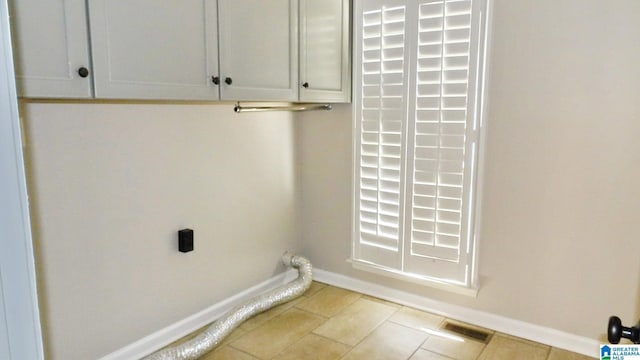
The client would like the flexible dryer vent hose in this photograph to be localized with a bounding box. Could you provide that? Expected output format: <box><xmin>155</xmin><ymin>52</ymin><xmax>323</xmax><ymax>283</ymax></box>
<box><xmin>143</xmin><ymin>252</ymin><xmax>312</xmax><ymax>360</ymax></box>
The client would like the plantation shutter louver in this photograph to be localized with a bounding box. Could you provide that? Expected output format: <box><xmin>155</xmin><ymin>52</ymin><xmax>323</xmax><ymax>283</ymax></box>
<box><xmin>404</xmin><ymin>0</ymin><xmax>476</xmax><ymax>283</ymax></box>
<box><xmin>354</xmin><ymin>0</ymin><xmax>485</xmax><ymax>289</ymax></box>
<box><xmin>354</xmin><ymin>0</ymin><xmax>408</xmax><ymax>269</ymax></box>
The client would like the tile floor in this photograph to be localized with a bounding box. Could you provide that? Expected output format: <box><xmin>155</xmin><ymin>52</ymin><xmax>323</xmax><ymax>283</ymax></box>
<box><xmin>169</xmin><ymin>282</ymin><xmax>596</xmax><ymax>360</ymax></box>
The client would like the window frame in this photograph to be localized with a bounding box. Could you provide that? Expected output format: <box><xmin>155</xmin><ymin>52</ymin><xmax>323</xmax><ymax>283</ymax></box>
<box><xmin>351</xmin><ymin>0</ymin><xmax>491</xmax><ymax>297</ymax></box>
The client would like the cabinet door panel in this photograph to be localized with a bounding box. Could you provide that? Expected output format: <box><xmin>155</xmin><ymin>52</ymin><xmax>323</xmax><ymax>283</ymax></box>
<box><xmin>218</xmin><ymin>0</ymin><xmax>298</xmax><ymax>101</ymax></box>
<box><xmin>10</xmin><ymin>0</ymin><xmax>92</xmax><ymax>98</ymax></box>
<box><xmin>89</xmin><ymin>0</ymin><xmax>218</xmax><ymax>100</ymax></box>
<box><xmin>299</xmin><ymin>0</ymin><xmax>350</xmax><ymax>102</ymax></box>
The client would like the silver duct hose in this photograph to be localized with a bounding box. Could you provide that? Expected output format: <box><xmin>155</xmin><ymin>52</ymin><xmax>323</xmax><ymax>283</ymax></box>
<box><xmin>143</xmin><ymin>252</ymin><xmax>312</xmax><ymax>360</ymax></box>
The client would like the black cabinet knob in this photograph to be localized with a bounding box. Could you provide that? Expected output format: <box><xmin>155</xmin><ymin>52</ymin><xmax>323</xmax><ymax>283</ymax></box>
<box><xmin>78</xmin><ymin>67</ymin><xmax>89</xmax><ymax>78</ymax></box>
<box><xmin>302</xmin><ymin>82</ymin><xmax>309</xmax><ymax>88</ymax></box>
<box><xmin>225</xmin><ymin>77</ymin><xmax>232</xmax><ymax>85</ymax></box>
<box><xmin>211</xmin><ymin>76</ymin><xmax>220</xmax><ymax>85</ymax></box>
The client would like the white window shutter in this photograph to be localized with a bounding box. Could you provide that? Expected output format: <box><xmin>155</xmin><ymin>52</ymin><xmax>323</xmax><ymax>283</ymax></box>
<box><xmin>354</xmin><ymin>0</ymin><xmax>409</xmax><ymax>269</ymax></box>
<box><xmin>404</xmin><ymin>0</ymin><xmax>476</xmax><ymax>284</ymax></box>
<box><xmin>353</xmin><ymin>0</ymin><xmax>485</xmax><ymax>289</ymax></box>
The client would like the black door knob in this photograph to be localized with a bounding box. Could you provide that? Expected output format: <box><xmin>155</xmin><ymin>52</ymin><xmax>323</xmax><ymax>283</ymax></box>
<box><xmin>78</xmin><ymin>67</ymin><xmax>90</xmax><ymax>78</ymax></box>
<box><xmin>302</xmin><ymin>82</ymin><xmax>309</xmax><ymax>88</ymax></box>
<box><xmin>608</xmin><ymin>316</ymin><xmax>640</xmax><ymax>344</ymax></box>
<box><xmin>211</xmin><ymin>76</ymin><xmax>220</xmax><ymax>85</ymax></box>
<box><xmin>225</xmin><ymin>77</ymin><xmax>232</xmax><ymax>85</ymax></box>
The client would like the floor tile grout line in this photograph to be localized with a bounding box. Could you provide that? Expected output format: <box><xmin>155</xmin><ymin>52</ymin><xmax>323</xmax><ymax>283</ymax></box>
<box><xmin>294</xmin><ymin>291</ymin><xmax>395</xmax><ymax>355</ymax></box>
<box><xmin>265</xmin><ymin>296</ymin><xmax>373</xmax><ymax>359</ymax></box>
<box><xmin>226</xmin><ymin>344</ymin><xmax>260</xmax><ymax>360</ymax></box>
<box><xmin>239</xmin><ymin>298</ymin><xmax>306</xmax><ymax>332</ymax></box>
<box><xmin>226</xmin><ymin>305</ymin><xmax>327</xmax><ymax>360</ymax></box>
<box><xmin>311</xmin><ymin>330</ymin><xmax>353</xmax><ymax>348</ymax></box>
<box><xmin>390</xmin><ymin>319</ymin><xmax>472</xmax><ymax>360</ymax></box>
<box><xmin>292</xmin><ymin>303</ymin><xmax>333</xmax><ymax>319</ymax></box>
<box><xmin>407</xmin><ymin>329</ymin><xmax>430</xmax><ymax>360</ymax></box>
<box><xmin>296</xmin><ymin>287</ymin><xmax>363</xmax><ymax>319</ymax></box>
<box><xmin>332</xmin><ymin>306</ymin><xmax>397</xmax><ymax>358</ymax></box>
<box><xmin>336</xmin><ymin>305</ymin><xmax>406</xmax><ymax>359</ymax></box>
<box><xmin>302</xmin><ymin>284</ymin><xmax>327</xmax><ymax>300</ymax></box>
<box><xmin>190</xmin><ymin>283</ymin><xmax>593</xmax><ymax>359</ymax></box>
<box><xmin>418</xmin><ymin>349</ymin><xmax>457</xmax><ymax>360</ymax></box>
<box><xmin>268</xmin><ymin>304</ymin><xmax>339</xmax><ymax>358</ymax></box>
<box><xmin>474</xmin><ymin>342</ymin><xmax>486</xmax><ymax>360</ymax></box>
<box><xmin>266</xmin><ymin>326</ymin><xmax>322</xmax><ymax>360</ymax></box>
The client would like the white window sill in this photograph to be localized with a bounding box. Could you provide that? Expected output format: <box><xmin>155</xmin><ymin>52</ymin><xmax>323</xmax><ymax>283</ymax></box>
<box><xmin>349</xmin><ymin>258</ymin><xmax>479</xmax><ymax>298</ymax></box>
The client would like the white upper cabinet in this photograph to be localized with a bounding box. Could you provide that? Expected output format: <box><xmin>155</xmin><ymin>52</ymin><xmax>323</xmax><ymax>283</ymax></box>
<box><xmin>10</xmin><ymin>0</ymin><xmax>350</xmax><ymax>102</ymax></box>
<box><xmin>88</xmin><ymin>0</ymin><xmax>219</xmax><ymax>100</ymax></box>
<box><xmin>218</xmin><ymin>0</ymin><xmax>298</xmax><ymax>101</ymax></box>
<box><xmin>10</xmin><ymin>0</ymin><xmax>93</xmax><ymax>98</ymax></box>
<box><xmin>299</xmin><ymin>0</ymin><xmax>351</xmax><ymax>103</ymax></box>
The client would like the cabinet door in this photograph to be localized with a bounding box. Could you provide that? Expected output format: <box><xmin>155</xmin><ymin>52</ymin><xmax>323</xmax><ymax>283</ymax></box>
<box><xmin>218</xmin><ymin>0</ymin><xmax>298</xmax><ymax>101</ymax></box>
<box><xmin>299</xmin><ymin>0</ymin><xmax>351</xmax><ymax>103</ymax></box>
<box><xmin>10</xmin><ymin>0</ymin><xmax>92</xmax><ymax>98</ymax></box>
<box><xmin>88</xmin><ymin>0</ymin><xmax>219</xmax><ymax>100</ymax></box>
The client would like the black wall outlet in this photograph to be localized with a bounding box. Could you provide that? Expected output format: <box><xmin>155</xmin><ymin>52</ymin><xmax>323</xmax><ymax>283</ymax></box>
<box><xmin>178</xmin><ymin>229</ymin><xmax>194</xmax><ymax>253</ymax></box>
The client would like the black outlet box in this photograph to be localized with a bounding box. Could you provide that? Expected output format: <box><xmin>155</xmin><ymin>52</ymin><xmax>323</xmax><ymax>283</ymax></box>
<box><xmin>178</xmin><ymin>229</ymin><xmax>194</xmax><ymax>253</ymax></box>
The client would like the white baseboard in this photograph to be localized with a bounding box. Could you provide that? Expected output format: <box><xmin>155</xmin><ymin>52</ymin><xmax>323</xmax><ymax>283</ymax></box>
<box><xmin>98</xmin><ymin>269</ymin><xmax>298</xmax><ymax>360</ymax></box>
<box><xmin>99</xmin><ymin>267</ymin><xmax>600</xmax><ymax>359</ymax></box>
<box><xmin>313</xmin><ymin>268</ymin><xmax>600</xmax><ymax>358</ymax></box>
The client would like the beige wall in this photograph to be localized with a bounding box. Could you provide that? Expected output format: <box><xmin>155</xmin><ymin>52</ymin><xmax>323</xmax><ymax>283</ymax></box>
<box><xmin>22</xmin><ymin>1</ymin><xmax>640</xmax><ymax>358</ymax></box>
<box><xmin>298</xmin><ymin>0</ymin><xmax>640</xmax><ymax>341</ymax></box>
<box><xmin>23</xmin><ymin>102</ymin><xmax>300</xmax><ymax>359</ymax></box>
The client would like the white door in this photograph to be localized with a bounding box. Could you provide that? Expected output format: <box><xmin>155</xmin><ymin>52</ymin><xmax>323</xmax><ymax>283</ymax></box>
<box><xmin>1</xmin><ymin>0</ymin><xmax>44</xmax><ymax>358</ymax></box>
<box><xmin>0</xmin><ymin>282</ymin><xmax>8</xmax><ymax>360</ymax></box>
<box><xmin>218</xmin><ymin>0</ymin><xmax>298</xmax><ymax>101</ymax></box>
<box><xmin>299</xmin><ymin>0</ymin><xmax>351</xmax><ymax>103</ymax></box>
<box><xmin>89</xmin><ymin>0</ymin><xmax>219</xmax><ymax>100</ymax></box>
<box><xmin>10</xmin><ymin>0</ymin><xmax>92</xmax><ymax>98</ymax></box>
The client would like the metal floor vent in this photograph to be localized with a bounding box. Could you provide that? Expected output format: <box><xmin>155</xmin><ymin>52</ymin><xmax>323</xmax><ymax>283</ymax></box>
<box><xmin>442</xmin><ymin>321</ymin><xmax>492</xmax><ymax>344</ymax></box>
